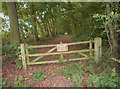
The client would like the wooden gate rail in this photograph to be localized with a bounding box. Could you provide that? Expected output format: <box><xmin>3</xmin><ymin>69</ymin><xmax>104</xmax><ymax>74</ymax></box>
<box><xmin>19</xmin><ymin>49</ymin><xmax>95</xmax><ymax>57</ymax></box>
<box><xmin>27</xmin><ymin>57</ymin><xmax>89</xmax><ymax>65</ymax></box>
<box><xmin>18</xmin><ymin>37</ymin><xmax>102</xmax><ymax>70</ymax></box>
<box><xmin>18</xmin><ymin>40</ymin><xmax>94</xmax><ymax>49</ymax></box>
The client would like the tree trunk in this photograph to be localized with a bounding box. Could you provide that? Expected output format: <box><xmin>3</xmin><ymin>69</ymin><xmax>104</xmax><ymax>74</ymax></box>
<box><xmin>106</xmin><ymin>3</ymin><xmax>118</xmax><ymax>57</ymax></box>
<box><xmin>67</xmin><ymin>1</ymin><xmax>76</xmax><ymax>36</ymax></box>
<box><xmin>44</xmin><ymin>23</ymin><xmax>49</xmax><ymax>37</ymax></box>
<box><xmin>37</xmin><ymin>14</ymin><xmax>46</xmax><ymax>37</ymax></box>
<box><xmin>30</xmin><ymin>4</ymin><xmax>39</xmax><ymax>42</ymax></box>
<box><xmin>33</xmin><ymin>18</ymin><xmax>39</xmax><ymax>42</ymax></box>
<box><xmin>51</xmin><ymin>18</ymin><xmax>56</xmax><ymax>37</ymax></box>
<box><xmin>6</xmin><ymin>2</ymin><xmax>20</xmax><ymax>44</ymax></box>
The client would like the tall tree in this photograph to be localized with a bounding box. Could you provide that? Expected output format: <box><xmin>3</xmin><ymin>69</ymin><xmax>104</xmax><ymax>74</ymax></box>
<box><xmin>6</xmin><ymin>2</ymin><xmax>20</xmax><ymax>44</ymax></box>
<box><xmin>67</xmin><ymin>2</ymin><xmax>76</xmax><ymax>35</ymax></box>
<box><xmin>29</xmin><ymin>3</ymin><xmax>39</xmax><ymax>42</ymax></box>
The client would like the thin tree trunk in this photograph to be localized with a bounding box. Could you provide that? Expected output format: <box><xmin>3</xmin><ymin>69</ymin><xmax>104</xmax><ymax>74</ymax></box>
<box><xmin>47</xmin><ymin>22</ymin><xmax>51</xmax><ymax>37</ymax></box>
<box><xmin>44</xmin><ymin>23</ymin><xmax>49</xmax><ymax>37</ymax></box>
<box><xmin>67</xmin><ymin>1</ymin><xmax>76</xmax><ymax>36</ymax></box>
<box><xmin>7</xmin><ymin>2</ymin><xmax>20</xmax><ymax>44</ymax></box>
<box><xmin>103</xmin><ymin>21</ymin><xmax>112</xmax><ymax>56</ymax></box>
<box><xmin>106</xmin><ymin>3</ymin><xmax>118</xmax><ymax>57</ymax></box>
<box><xmin>30</xmin><ymin>4</ymin><xmax>39</xmax><ymax>42</ymax></box>
<box><xmin>51</xmin><ymin>18</ymin><xmax>56</xmax><ymax>37</ymax></box>
<box><xmin>33</xmin><ymin>17</ymin><xmax>39</xmax><ymax>42</ymax></box>
<box><xmin>37</xmin><ymin>14</ymin><xmax>46</xmax><ymax>37</ymax></box>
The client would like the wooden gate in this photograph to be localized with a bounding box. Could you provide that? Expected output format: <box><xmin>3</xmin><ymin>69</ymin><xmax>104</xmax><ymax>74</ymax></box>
<box><xmin>19</xmin><ymin>37</ymin><xmax>102</xmax><ymax>70</ymax></box>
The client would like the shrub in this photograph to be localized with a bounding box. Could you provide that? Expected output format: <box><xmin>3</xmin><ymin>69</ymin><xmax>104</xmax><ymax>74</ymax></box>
<box><xmin>2</xmin><ymin>44</ymin><xmax>20</xmax><ymax>60</ymax></box>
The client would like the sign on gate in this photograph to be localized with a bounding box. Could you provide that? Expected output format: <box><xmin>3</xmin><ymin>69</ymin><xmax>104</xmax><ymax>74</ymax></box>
<box><xmin>57</xmin><ymin>43</ymin><xmax>68</xmax><ymax>52</ymax></box>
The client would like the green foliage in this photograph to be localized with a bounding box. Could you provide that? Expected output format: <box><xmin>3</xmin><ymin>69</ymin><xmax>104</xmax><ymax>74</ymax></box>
<box><xmin>93</xmin><ymin>12</ymin><xmax>120</xmax><ymax>25</ymax></box>
<box><xmin>2</xmin><ymin>2</ymin><xmax>119</xmax><ymax>45</ymax></box>
<box><xmin>86</xmin><ymin>55</ymin><xmax>119</xmax><ymax>87</ymax></box>
<box><xmin>61</xmin><ymin>62</ymin><xmax>81</xmax><ymax>80</ymax></box>
<box><xmin>2</xmin><ymin>44</ymin><xmax>22</xmax><ymax>69</ymax></box>
<box><xmin>116</xmin><ymin>30</ymin><xmax>120</xmax><ymax>32</ymax></box>
<box><xmin>58</xmin><ymin>58</ymin><xmax>62</xmax><ymax>63</ymax></box>
<box><xmin>29</xmin><ymin>48</ymin><xmax>38</xmax><ymax>54</ymax></box>
<box><xmin>13</xmin><ymin>74</ymin><xmax>31</xmax><ymax>87</ymax></box>
<box><xmin>60</xmin><ymin>61</ymin><xmax>86</xmax><ymax>87</ymax></box>
<box><xmin>60</xmin><ymin>55</ymin><xmax>119</xmax><ymax>87</ymax></box>
<box><xmin>2</xmin><ymin>78</ymin><xmax>10</xmax><ymax>87</ymax></box>
<box><xmin>2</xmin><ymin>30</ymin><xmax>10</xmax><ymax>44</ymax></box>
<box><xmin>8</xmin><ymin>74</ymin><xmax>12</xmax><ymax>79</ymax></box>
<box><xmin>58</xmin><ymin>57</ymin><xmax>66</xmax><ymax>63</ymax></box>
<box><xmin>70</xmin><ymin>3</ymin><xmax>104</xmax><ymax>41</ymax></box>
<box><xmin>39</xmin><ymin>36</ymin><xmax>54</xmax><ymax>41</ymax></box>
<box><xmin>16</xmin><ymin>58</ymin><xmax>22</xmax><ymax>69</ymax></box>
<box><xmin>93</xmin><ymin>7</ymin><xmax>120</xmax><ymax>40</ymax></box>
<box><xmin>86</xmin><ymin>68</ymin><xmax>119</xmax><ymax>87</ymax></box>
<box><xmin>31</xmin><ymin>69</ymin><xmax>46</xmax><ymax>81</ymax></box>
<box><xmin>2</xmin><ymin>44</ymin><xmax>20</xmax><ymax>60</ymax></box>
<box><xmin>14</xmin><ymin>74</ymin><xmax>23</xmax><ymax>86</ymax></box>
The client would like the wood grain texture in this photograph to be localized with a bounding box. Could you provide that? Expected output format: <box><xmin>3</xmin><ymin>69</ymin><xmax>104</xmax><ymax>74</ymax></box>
<box><xmin>21</xmin><ymin>44</ymin><xmax>27</xmax><ymax>70</ymax></box>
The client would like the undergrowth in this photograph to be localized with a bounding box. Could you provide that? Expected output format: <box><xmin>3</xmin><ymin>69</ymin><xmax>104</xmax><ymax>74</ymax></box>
<box><xmin>31</xmin><ymin>69</ymin><xmax>46</xmax><ymax>81</ymax></box>
<box><xmin>2</xmin><ymin>44</ymin><xmax>22</xmax><ymax>69</ymax></box>
<box><xmin>2</xmin><ymin>44</ymin><xmax>20</xmax><ymax>60</ymax></box>
<box><xmin>60</xmin><ymin>56</ymin><xmax>119</xmax><ymax>87</ymax></box>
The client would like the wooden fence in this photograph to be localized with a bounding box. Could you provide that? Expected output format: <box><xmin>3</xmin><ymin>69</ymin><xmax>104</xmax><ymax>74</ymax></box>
<box><xmin>18</xmin><ymin>37</ymin><xmax>102</xmax><ymax>70</ymax></box>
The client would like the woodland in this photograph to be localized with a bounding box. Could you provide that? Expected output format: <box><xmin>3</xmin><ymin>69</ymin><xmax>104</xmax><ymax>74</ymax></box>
<box><xmin>1</xmin><ymin>2</ymin><xmax>120</xmax><ymax>87</ymax></box>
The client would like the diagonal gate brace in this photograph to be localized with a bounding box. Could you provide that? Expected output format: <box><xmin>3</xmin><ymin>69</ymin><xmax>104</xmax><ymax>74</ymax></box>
<box><xmin>78</xmin><ymin>52</ymin><xmax>88</xmax><ymax>57</ymax></box>
<box><xmin>31</xmin><ymin>46</ymin><xmax>57</xmax><ymax>62</ymax></box>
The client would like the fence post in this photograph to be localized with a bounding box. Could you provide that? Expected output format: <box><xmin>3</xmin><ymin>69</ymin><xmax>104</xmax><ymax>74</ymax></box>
<box><xmin>94</xmin><ymin>37</ymin><xmax>102</xmax><ymax>63</ymax></box>
<box><xmin>89</xmin><ymin>40</ymin><xmax>92</xmax><ymax>57</ymax></box>
<box><xmin>25</xmin><ymin>44</ymin><xmax>29</xmax><ymax>64</ymax></box>
<box><xmin>60</xmin><ymin>42</ymin><xmax>63</xmax><ymax>62</ymax></box>
<box><xmin>21</xmin><ymin>44</ymin><xmax>27</xmax><ymax>70</ymax></box>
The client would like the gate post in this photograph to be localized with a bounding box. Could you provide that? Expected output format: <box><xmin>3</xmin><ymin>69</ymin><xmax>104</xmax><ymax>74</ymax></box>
<box><xmin>94</xmin><ymin>37</ymin><xmax>102</xmax><ymax>63</ymax></box>
<box><xmin>21</xmin><ymin>44</ymin><xmax>27</xmax><ymax>70</ymax></box>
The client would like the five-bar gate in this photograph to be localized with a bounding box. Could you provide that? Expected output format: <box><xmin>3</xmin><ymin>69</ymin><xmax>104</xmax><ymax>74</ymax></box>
<box><xmin>19</xmin><ymin>37</ymin><xmax>102</xmax><ymax>69</ymax></box>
